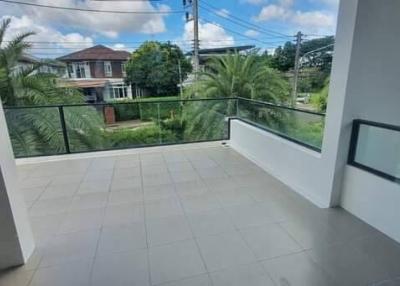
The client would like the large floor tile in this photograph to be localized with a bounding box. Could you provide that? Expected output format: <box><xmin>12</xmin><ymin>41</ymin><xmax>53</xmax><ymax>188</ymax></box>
<box><xmin>143</xmin><ymin>174</ymin><xmax>173</xmax><ymax>187</ymax></box>
<box><xmin>143</xmin><ymin>185</ymin><xmax>176</xmax><ymax>202</ymax></box>
<box><xmin>146</xmin><ymin>215</ymin><xmax>193</xmax><ymax>247</ymax></box>
<box><xmin>0</xmin><ymin>269</ymin><xmax>34</xmax><ymax>286</ymax></box>
<box><xmin>210</xmin><ymin>263</ymin><xmax>275</xmax><ymax>286</ymax></box>
<box><xmin>103</xmin><ymin>203</ymin><xmax>144</xmax><ymax>226</ymax></box>
<box><xmin>39</xmin><ymin>230</ymin><xmax>100</xmax><ymax>267</ymax></box>
<box><xmin>29</xmin><ymin>198</ymin><xmax>71</xmax><ymax>217</ymax></box>
<box><xmin>279</xmin><ymin>217</ymin><xmax>340</xmax><ymax>250</ymax></box>
<box><xmin>78</xmin><ymin>180</ymin><xmax>111</xmax><ymax>194</ymax></box>
<box><xmin>214</xmin><ymin>189</ymin><xmax>255</xmax><ymax>208</ymax></box>
<box><xmin>30</xmin><ymin>260</ymin><xmax>92</xmax><ymax>286</ymax></box>
<box><xmin>58</xmin><ymin>208</ymin><xmax>104</xmax><ymax>234</ymax></box>
<box><xmin>149</xmin><ymin>240</ymin><xmax>206</xmax><ymax>285</ymax></box>
<box><xmin>196</xmin><ymin>232</ymin><xmax>257</xmax><ymax>272</ymax></box>
<box><xmin>108</xmin><ymin>190</ymin><xmax>143</xmax><ymax>205</ymax></box>
<box><xmin>180</xmin><ymin>193</ymin><xmax>221</xmax><ymax>214</ymax></box>
<box><xmin>145</xmin><ymin>198</ymin><xmax>184</xmax><ymax>219</ymax></box>
<box><xmin>97</xmin><ymin>223</ymin><xmax>147</xmax><ymax>255</ymax></box>
<box><xmin>69</xmin><ymin>193</ymin><xmax>108</xmax><ymax>211</ymax></box>
<box><xmin>110</xmin><ymin>177</ymin><xmax>142</xmax><ymax>192</ymax></box>
<box><xmin>240</xmin><ymin>223</ymin><xmax>302</xmax><ymax>260</ymax></box>
<box><xmin>224</xmin><ymin>203</ymin><xmax>275</xmax><ymax>229</ymax></box>
<box><xmin>39</xmin><ymin>184</ymin><xmax>79</xmax><ymax>200</ymax></box>
<box><xmin>156</xmin><ymin>274</ymin><xmax>211</xmax><ymax>286</ymax></box>
<box><xmin>20</xmin><ymin>187</ymin><xmax>45</xmax><ymax>203</ymax></box>
<box><xmin>187</xmin><ymin>209</ymin><xmax>236</xmax><ymax>237</ymax></box>
<box><xmin>308</xmin><ymin>238</ymin><xmax>389</xmax><ymax>286</ymax></box>
<box><xmin>262</xmin><ymin>252</ymin><xmax>337</xmax><ymax>286</ymax></box>
<box><xmin>91</xmin><ymin>250</ymin><xmax>149</xmax><ymax>286</ymax></box>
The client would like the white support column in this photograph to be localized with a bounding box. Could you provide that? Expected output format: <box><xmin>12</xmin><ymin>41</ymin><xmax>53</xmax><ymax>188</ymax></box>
<box><xmin>0</xmin><ymin>102</ymin><xmax>34</xmax><ymax>269</ymax></box>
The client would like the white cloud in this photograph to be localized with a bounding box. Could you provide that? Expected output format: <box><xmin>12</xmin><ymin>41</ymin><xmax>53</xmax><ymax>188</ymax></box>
<box><xmin>242</xmin><ymin>0</ymin><xmax>268</xmax><ymax>5</ymax></box>
<box><xmin>0</xmin><ymin>0</ymin><xmax>170</xmax><ymax>38</ymax></box>
<box><xmin>292</xmin><ymin>10</ymin><xmax>335</xmax><ymax>29</ymax></box>
<box><xmin>244</xmin><ymin>29</ymin><xmax>260</xmax><ymax>37</ymax></box>
<box><xmin>311</xmin><ymin>0</ymin><xmax>339</xmax><ymax>7</ymax></box>
<box><xmin>182</xmin><ymin>21</ymin><xmax>234</xmax><ymax>49</ymax></box>
<box><xmin>254</xmin><ymin>4</ymin><xmax>289</xmax><ymax>21</ymax></box>
<box><xmin>279</xmin><ymin>0</ymin><xmax>294</xmax><ymax>8</ymax></box>
<box><xmin>215</xmin><ymin>9</ymin><xmax>230</xmax><ymax>18</ymax></box>
<box><xmin>1</xmin><ymin>15</ymin><xmax>94</xmax><ymax>58</ymax></box>
<box><xmin>253</xmin><ymin>1</ymin><xmax>337</xmax><ymax>34</ymax></box>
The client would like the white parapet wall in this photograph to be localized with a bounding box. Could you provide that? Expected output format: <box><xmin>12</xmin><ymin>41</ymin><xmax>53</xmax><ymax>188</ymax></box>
<box><xmin>341</xmin><ymin>166</ymin><xmax>400</xmax><ymax>243</ymax></box>
<box><xmin>229</xmin><ymin>119</ymin><xmax>332</xmax><ymax>208</ymax></box>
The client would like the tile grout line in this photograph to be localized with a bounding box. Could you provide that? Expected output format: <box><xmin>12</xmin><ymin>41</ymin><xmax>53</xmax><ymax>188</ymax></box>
<box><xmin>139</xmin><ymin>153</ymin><xmax>153</xmax><ymax>286</ymax></box>
<box><xmin>164</xmin><ymin>150</ymin><xmax>215</xmax><ymax>286</ymax></box>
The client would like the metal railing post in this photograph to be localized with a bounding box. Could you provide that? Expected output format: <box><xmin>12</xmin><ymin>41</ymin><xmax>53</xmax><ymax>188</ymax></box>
<box><xmin>157</xmin><ymin>103</ymin><xmax>162</xmax><ymax>144</ymax></box>
<box><xmin>58</xmin><ymin>106</ymin><xmax>71</xmax><ymax>154</ymax></box>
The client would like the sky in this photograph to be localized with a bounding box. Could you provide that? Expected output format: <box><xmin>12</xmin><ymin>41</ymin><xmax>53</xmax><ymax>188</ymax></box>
<box><xmin>0</xmin><ymin>0</ymin><xmax>339</xmax><ymax>58</ymax></box>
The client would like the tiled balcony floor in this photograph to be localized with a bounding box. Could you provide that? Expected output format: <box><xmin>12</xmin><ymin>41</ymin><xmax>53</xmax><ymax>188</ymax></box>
<box><xmin>1</xmin><ymin>143</ymin><xmax>400</xmax><ymax>286</ymax></box>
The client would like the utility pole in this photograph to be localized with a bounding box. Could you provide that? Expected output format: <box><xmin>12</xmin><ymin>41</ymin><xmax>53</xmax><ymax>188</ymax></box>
<box><xmin>178</xmin><ymin>58</ymin><xmax>183</xmax><ymax>98</ymax></box>
<box><xmin>192</xmin><ymin>0</ymin><xmax>200</xmax><ymax>77</ymax></box>
<box><xmin>291</xmin><ymin>31</ymin><xmax>303</xmax><ymax>107</ymax></box>
<box><xmin>184</xmin><ymin>0</ymin><xmax>200</xmax><ymax>80</ymax></box>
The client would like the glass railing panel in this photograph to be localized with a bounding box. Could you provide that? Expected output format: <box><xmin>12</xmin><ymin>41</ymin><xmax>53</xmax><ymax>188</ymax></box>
<box><xmin>63</xmin><ymin>105</ymin><xmax>109</xmax><ymax>153</ymax></box>
<box><xmin>351</xmin><ymin>121</ymin><xmax>400</xmax><ymax>182</ymax></box>
<box><xmin>237</xmin><ymin>98</ymin><xmax>325</xmax><ymax>151</ymax></box>
<box><xmin>178</xmin><ymin>98</ymin><xmax>236</xmax><ymax>143</ymax></box>
<box><xmin>4</xmin><ymin>107</ymin><xmax>66</xmax><ymax>157</ymax></box>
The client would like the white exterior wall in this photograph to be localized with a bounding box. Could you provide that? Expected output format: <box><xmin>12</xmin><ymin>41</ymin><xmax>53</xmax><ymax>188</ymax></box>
<box><xmin>334</xmin><ymin>0</ymin><xmax>400</xmax><ymax>243</ymax></box>
<box><xmin>0</xmin><ymin>102</ymin><xmax>34</xmax><ymax>269</ymax></box>
<box><xmin>230</xmin><ymin>120</ymin><xmax>330</xmax><ymax>207</ymax></box>
<box><xmin>231</xmin><ymin>0</ymin><xmax>400</xmax><ymax>243</ymax></box>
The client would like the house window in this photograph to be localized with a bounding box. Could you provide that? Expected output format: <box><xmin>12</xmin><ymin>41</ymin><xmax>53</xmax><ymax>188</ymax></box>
<box><xmin>121</xmin><ymin>63</ymin><xmax>126</xmax><ymax>77</ymax></box>
<box><xmin>75</xmin><ymin>62</ymin><xmax>86</xmax><ymax>78</ymax></box>
<box><xmin>109</xmin><ymin>84</ymin><xmax>128</xmax><ymax>99</ymax></box>
<box><xmin>104</xmin><ymin>61</ymin><xmax>112</xmax><ymax>77</ymax></box>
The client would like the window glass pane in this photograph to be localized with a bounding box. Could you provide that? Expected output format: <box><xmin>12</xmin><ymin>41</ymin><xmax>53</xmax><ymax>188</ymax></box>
<box><xmin>354</xmin><ymin>124</ymin><xmax>400</xmax><ymax>179</ymax></box>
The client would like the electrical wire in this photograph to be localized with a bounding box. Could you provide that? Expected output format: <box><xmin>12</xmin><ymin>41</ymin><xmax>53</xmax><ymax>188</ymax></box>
<box><xmin>0</xmin><ymin>0</ymin><xmax>182</xmax><ymax>14</ymax></box>
<box><xmin>199</xmin><ymin>0</ymin><xmax>292</xmax><ymax>39</ymax></box>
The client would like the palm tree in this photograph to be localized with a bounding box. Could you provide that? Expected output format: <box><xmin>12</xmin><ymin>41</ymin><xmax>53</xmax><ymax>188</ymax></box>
<box><xmin>185</xmin><ymin>53</ymin><xmax>291</xmax><ymax>102</ymax></box>
<box><xmin>181</xmin><ymin>53</ymin><xmax>291</xmax><ymax>141</ymax></box>
<box><xmin>0</xmin><ymin>18</ymin><xmax>107</xmax><ymax>156</ymax></box>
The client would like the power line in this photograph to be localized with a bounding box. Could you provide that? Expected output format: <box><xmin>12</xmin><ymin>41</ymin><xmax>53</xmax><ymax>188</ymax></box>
<box><xmin>0</xmin><ymin>0</ymin><xmax>183</xmax><ymax>14</ymax></box>
<box><xmin>200</xmin><ymin>4</ymin><xmax>288</xmax><ymax>43</ymax></box>
<box><xmin>199</xmin><ymin>0</ymin><xmax>292</xmax><ymax>39</ymax></box>
<box><xmin>201</xmin><ymin>18</ymin><xmax>279</xmax><ymax>47</ymax></box>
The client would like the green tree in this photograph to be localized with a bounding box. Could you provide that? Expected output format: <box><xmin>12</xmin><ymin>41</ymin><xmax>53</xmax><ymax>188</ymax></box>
<box><xmin>270</xmin><ymin>36</ymin><xmax>335</xmax><ymax>73</ymax></box>
<box><xmin>311</xmin><ymin>79</ymin><xmax>330</xmax><ymax>112</ymax></box>
<box><xmin>181</xmin><ymin>53</ymin><xmax>291</xmax><ymax>141</ymax></box>
<box><xmin>189</xmin><ymin>53</ymin><xmax>291</xmax><ymax>102</ymax></box>
<box><xmin>125</xmin><ymin>41</ymin><xmax>192</xmax><ymax>97</ymax></box>
<box><xmin>0</xmin><ymin>18</ymin><xmax>106</xmax><ymax>156</ymax></box>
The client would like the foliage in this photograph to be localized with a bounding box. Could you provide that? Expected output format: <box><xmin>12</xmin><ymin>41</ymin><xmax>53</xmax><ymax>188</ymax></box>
<box><xmin>311</xmin><ymin>79</ymin><xmax>330</xmax><ymax>112</ymax></box>
<box><xmin>0</xmin><ymin>18</ymin><xmax>106</xmax><ymax>156</ymax></box>
<box><xmin>125</xmin><ymin>41</ymin><xmax>192</xmax><ymax>97</ymax></box>
<box><xmin>270</xmin><ymin>36</ymin><xmax>335</xmax><ymax>73</ymax></box>
<box><xmin>181</xmin><ymin>53</ymin><xmax>291</xmax><ymax>141</ymax></box>
<box><xmin>105</xmin><ymin>125</ymin><xmax>177</xmax><ymax>147</ymax></box>
<box><xmin>181</xmin><ymin>100</ymin><xmax>234</xmax><ymax>141</ymax></box>
<box><xmin>190</xmin><ymin>53</ymin><xmax>291</xmax><ymax>103</ymax></box>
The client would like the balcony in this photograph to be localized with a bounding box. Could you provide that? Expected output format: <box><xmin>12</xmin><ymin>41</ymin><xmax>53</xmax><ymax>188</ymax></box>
<box><xmin>0</xmin><ymin>141</ymin><xmax>398</xmax><ymax>286</ymax></box>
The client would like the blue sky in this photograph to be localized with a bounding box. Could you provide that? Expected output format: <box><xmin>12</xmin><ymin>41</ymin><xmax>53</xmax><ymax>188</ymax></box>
<box><xmin>0</xmin><ymin>0</ymin><xmax>339</xmax><ymax>57</ymax></box>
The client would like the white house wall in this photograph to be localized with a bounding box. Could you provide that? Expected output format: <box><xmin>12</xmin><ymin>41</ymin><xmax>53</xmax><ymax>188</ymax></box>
<box><xmin>229</xmin><ymin>120</ymin><xmax>331</xmax><ymax>208</ymax></box>
<box><xmin>334</xmin><ymin>0</ymin><xmax>400</xmax><ymax>243</ymax></box>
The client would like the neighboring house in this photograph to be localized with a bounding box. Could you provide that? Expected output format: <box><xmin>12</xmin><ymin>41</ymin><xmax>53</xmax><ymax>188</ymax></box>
<box><xmin>184</xmin><ymin>45</ymin><xmax>255</xmax><ymax>86</ymax></box>
<box><xmin>57</xmin><ymin>45</ymin><xmax>134</xmax><ymax>103</ymax></box>
<box><xmin>14</xmin><ymin>53</ymin><xmax>66</xmax><ymax>77</ymax></box>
